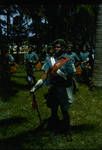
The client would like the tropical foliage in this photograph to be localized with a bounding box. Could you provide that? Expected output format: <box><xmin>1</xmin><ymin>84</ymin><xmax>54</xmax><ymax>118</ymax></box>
<box><xmin>0</xmin><ymin>4</ymin><xmax>97</xmax><ymax>47</ymax></box>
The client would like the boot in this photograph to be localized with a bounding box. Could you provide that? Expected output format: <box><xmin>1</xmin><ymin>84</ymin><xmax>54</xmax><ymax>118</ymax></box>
<box><xmin>47</xmin><ymin>115</ymin><xmax>59</xmax><ymax>131</ymax></box>
<box><xmin>62</xmin><ymin>111</ymin><xmax>71</xmax><ymax>134</ymax></box>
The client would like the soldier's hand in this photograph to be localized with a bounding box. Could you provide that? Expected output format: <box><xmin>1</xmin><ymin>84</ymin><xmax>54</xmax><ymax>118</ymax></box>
<box><xmin>30</xmin><ymin>87</ymin><xmax>36</xmax><ymax>93</ymax></box>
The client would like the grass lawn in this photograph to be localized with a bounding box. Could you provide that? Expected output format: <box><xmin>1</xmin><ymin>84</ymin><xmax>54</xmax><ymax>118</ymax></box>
<box><xmin>0</xmin><ymin>65</ymin><xmax>102</xmax><ymax>150</ymax></box>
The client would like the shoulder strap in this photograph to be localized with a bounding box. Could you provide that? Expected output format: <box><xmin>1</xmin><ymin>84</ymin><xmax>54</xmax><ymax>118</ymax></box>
<box><xmin>50</xmin><ymin>57</ymin><xmax>56</xmax><ymax>66</ymax></box>
<box><xmin>50</xmin><ymin>57</ymin><xmax>70</xmax><ymax>74</ymax></box>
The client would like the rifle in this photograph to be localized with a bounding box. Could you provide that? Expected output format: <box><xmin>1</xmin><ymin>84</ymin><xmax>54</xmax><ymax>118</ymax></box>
<box><xmin>32</xmin><ymin>93</ymin><xmax>42</xmax><ymax>124</ymax></box>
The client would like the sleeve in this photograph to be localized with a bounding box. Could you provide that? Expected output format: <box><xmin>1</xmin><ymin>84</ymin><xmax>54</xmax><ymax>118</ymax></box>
<box><xmin>75</xmin><ymin>53</ymin><xmax>80</xmax><ymax>61</ymax></box>
<box><xmin>34</xmin><ymin>52</ymin><xmax>39</xmax><ymax>60</ymax></box>
<box><xmin>64</xmin><ymin>60</ymin><xmax>76</xmax><ymax>76</ymax></box>
<box><xmin>32</xmin><ymin>52</ymin><xmax>39</xmax><ymax>62</ymax></box>
<box><xmin>24</xmin><ymin>53</ymin><xmax>28</xmax><ymax>62</ymax></box>
<box><xmin>9</xmin><ymin>54</ymin><xmax>15</xmax><ymax>62</ymax></box>
<box><xmin>41</xmin><ymin>59</ymin><xmax>51</xmax><ymax>73</ymax></box>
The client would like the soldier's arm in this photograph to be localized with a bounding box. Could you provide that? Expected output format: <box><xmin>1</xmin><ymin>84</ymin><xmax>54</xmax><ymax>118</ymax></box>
<box><xmin>30</xmin><ymin>72</ymin><xmax>47</xmax><ymax>93</ymax></box>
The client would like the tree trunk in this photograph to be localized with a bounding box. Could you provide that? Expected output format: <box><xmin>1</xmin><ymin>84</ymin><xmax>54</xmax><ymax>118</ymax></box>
<box><xmin>93</xmin><ymin>4</ymin><xmax>102</xmax><ymax>87</ymax></box>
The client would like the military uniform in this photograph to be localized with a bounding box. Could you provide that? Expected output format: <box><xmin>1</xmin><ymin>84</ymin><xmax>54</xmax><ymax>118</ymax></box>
<box><xmin>41</xmin><ymin>52</ymin><xmax>76</xmax><ymax>132</ymax></box>
<box><xmin>79</xmin><ymin>50</ymin><xmax>94</xmax><ymax>90</ymax></box>
<box><xmin>24</xmin><ymin>50</ymin><xmax>39</xmax><ymax>85</ymax></box>
<box><xmin>30</xmin><ymin>39</ymin><xmax>75</xmax><ymax>133</ymax></box>
<box><xmin>24</xmin><ymin>51</ymin><xmax>38</xmax><ymax>73</ymax></box>
<box><xmin>0</xmin><ymin>51</ymin><xmax>15</xmax><ymax>90</ymax></box>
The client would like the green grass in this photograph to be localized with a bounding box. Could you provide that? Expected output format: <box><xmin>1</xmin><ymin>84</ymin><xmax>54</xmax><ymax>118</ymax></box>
<box><xmin>0</xmin><ymin>65</ymin><xmax>102</xmax><ymax>150</ymax></box>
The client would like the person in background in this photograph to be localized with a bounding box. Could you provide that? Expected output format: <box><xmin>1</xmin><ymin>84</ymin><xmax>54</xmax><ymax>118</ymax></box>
<box><xmin>44</xmin><ymin>45</ymin><xmax>54</xmax><ymax>62</ymax></box>
<box><xmin>24</xmin><ymin>45</ymin><xmax>39</xmax><ymax>87</ymax></box>
<box><xmin>66</xmin><ymin>43</ymin><xmax>80</xmax><ymax>65</ymax></box>
<box><xmin>30</xmin><ymin>39</ymin><xmax>76</xmax><ymax>136</ymax></box>
<box><xmin>65</xmin><ymin>43</ymin><xmax>80</xmax><ymax>93</ymax></box>
<box><xmin>79</xmin><ymin>44</ymin><xmax>94</xmax><ymax>90</ymax></box>
<box><xmin>0</xmin><ymin>44</ymin><xmax>15</xmax><ymax>89</ymax></box>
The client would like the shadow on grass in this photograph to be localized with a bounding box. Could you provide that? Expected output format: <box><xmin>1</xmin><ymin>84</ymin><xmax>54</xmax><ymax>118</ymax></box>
<box><xmin>0</xmin><ymin>87</ymin><xmax>18</xmax><ymax>102</ymax></box>
<box><xmin>10</xmin><ymin>80</ymin><xmax>28</xmax><ymax>91</ymax></box>
<box><xmin>0</xmin><ymin>119</ymin><xmax>96</xmax><ymax>150</ymax></box>
<box><xmin>71</xmin><ymin>124</ymin><xmax>95</xmax><ymax>133</ymax></box>
<box><xmin>0</xmin><ymin>79</ymin><xmax>28</xmax><ymax>101</ymax></box>
<box><xmin>12</xmin><ymin>74</ymin><xmax>26</xmax><ymax>79</ymax></box>
<box><xmin>0</xmin><ymin>116</ymin><xmax>27</xmax><ymax>128</ymax></box>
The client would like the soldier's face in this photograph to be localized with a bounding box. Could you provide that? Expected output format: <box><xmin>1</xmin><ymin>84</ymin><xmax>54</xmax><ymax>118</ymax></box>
<box><xmin>54</xmin><ymin>44</ymin><xmax>61</xmax><ymax>53</ymax></box>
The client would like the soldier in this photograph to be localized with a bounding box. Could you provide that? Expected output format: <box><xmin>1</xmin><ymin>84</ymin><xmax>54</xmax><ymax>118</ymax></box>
<box><xmin>65</xmin><ymin>43</ymin><xmax>80</xmax><ymax>93</ymax></box>
<box><xmin>24</xmin><ymin>45</ymin><xmax>39</xmax><ymax>87</ymax></box>
<box><xmin>0</xmin><ymin>44</ymin><xmax>15</xmax><ymax>89</ymax></box>
<box><xmin>79</xmin><ymin>44</ymin><xmax>94</xmax><ymax>90</ymax></box>
<box><xmin>30</xmin><ymin>39</ymin><xmax>76</xmax><ymax>135</ymax></box>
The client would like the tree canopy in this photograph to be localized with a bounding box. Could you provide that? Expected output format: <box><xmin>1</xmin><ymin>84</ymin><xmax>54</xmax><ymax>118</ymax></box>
<box><xmin>0</xmin><ymin>3</ymin><xmax>98</xmax><ymax>50</ymax></box>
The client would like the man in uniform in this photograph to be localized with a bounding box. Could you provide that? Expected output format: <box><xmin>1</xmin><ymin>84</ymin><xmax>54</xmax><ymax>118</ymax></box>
<box><xmin>0</xmin><ymin>44</ymin><xmax>15</xmax><ymax>93</ymax></box>
<box><xmin>24</xmin><ymin>45</ymin><xmax>39</xmax><ymax>87</ymax></box>
<box><xmin>30</xmin><ymin>39</ymin><xmax>76</xmax><ymax>134</ymax></box>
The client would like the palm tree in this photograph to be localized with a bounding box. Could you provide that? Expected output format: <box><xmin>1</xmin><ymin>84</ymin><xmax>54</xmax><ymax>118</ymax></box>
<box><xmin>93</xmin><ymin>4</ymin><xmax>102</xmax><ymax>87</ymax></box>
<box><xmin>75</xmin><ymin>4</ymin><xmax>96</xmax><ymax>44</ymax></box>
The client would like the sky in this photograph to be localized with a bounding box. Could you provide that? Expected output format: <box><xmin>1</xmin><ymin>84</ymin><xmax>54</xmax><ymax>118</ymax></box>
<box><xmin>0</xmin><ymin>8</ymin><xmax>34</xmax><ymax>37</ymax></box>
<box><xmin>0</xmin><ymin>11</ymin><xmax>48</xmax><ymax>37</ymax></box>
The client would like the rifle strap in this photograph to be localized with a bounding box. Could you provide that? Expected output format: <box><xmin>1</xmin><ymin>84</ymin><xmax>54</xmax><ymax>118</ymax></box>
<box><xmin>50</xmin><ymin>57</ymin><xmax>70</xmax><ymax>74</ymax></box>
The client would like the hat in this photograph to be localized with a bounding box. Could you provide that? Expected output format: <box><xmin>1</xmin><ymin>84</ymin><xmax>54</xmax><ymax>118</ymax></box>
<box><xmin>53</xmin><ymin>39</ymin><xmax>66</xmax><ymax>48</ymax></box>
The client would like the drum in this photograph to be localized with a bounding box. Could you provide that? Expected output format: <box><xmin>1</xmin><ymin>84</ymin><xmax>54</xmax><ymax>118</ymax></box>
<box><xmin>35</xmin><ymin>61</ymin><xmax>42</xmax><ymax>71</ymax></box>
<box><xmin>10</xmin><ymin>63</ymin><xmax>18</xmax><ymax>74</ymax></box>
<box><xmin>76</xmin><ymin>65</ymin><xmax>82</xmax><ymax>76</ymax></box>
